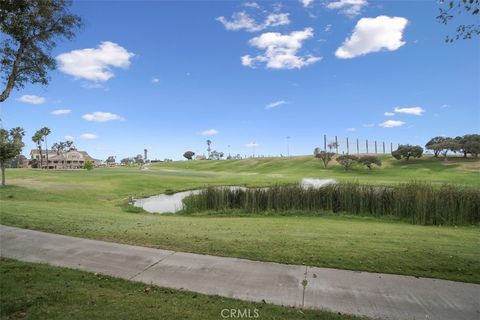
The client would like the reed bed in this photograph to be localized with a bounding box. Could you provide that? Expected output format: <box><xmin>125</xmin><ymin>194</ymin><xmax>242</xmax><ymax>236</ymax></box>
<box><xmin>182</xmin><ymin>182</ymin><xmax>480</xmax><ymax>225</ymax></box>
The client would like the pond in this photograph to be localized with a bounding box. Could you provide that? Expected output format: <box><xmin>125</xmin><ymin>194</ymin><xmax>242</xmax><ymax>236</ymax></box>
<box><xmin>133</xmin><ymin>178</ymin><xmax>336</xmax><ymax>214</ymax></box>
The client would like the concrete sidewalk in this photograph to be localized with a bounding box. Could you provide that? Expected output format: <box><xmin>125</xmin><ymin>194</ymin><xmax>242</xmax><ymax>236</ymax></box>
<box><xmin>1</xmin><ymin>224</ymin><xmax>479</xmax><ymax>320</ymax></box>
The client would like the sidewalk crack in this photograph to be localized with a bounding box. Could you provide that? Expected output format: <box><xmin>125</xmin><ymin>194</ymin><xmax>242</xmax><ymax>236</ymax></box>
<box><xmin>301</xmin><ymin>266</ymin><xmax>308</xmax><ymax>308</ymax></box>
<box><xmin>129</xmin><ymin>251</ymin><xmax>176</xmax><ymax>280</ymax></box>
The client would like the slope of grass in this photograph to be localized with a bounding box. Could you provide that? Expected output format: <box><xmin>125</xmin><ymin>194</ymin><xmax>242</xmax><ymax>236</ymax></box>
<box><xmin>0</xmin><ymin>259</ymin><xmax>363</xmax><ymax>320</ymax></box>
<box><xmin>0</xmin><ymin>156</ymin><xmax>479</xmax><ymax>283</ymax></box>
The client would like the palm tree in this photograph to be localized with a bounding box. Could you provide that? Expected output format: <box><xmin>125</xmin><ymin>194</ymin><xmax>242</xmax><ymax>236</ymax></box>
<box><xmin>32</xmin><ymin>131</ymin><xmax>44</xmax><ymax>169</ymax></box>
<box><xmin>10</xmin><ymin>127</ymin><xmax>25</xmax><ymax>145</ymax></box>
<box><xmin>40</xmin><ymin>127</ymin><xmax>51</xmax><ymax>169</ymax></box>
<box><xmin>206</xmin><ymin>139</ymin><xmax>212</xmax><ymax>159</ymax></box>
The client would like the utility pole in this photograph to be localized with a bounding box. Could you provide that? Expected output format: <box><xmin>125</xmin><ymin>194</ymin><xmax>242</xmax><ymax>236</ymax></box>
<box><xmin>390</xmin><ymin>142</ymin><xmax>393</xmax><ymax>153</ymax></box>
<box><xmin>335</xmin><ymin>136</ymin><xmax>338</xmax><ymax>154</ymax></box>
<box><xmin>324</xmin><ymin>134</ymin><xmax>327</xmax><ymax>151</ymax></box>
<box><xmin>228</xmin><ymin>145</ymin><xmax>231</xmax><ymax>158</ymax></box>
<box><xmin>346</xmin><ymin>137</ymin><xmax>349</xmax><ymax>154</ymax></box>
<box><xmin>357</xmin><ymin>138</ymin><xmax>359</xmax><ymax>154</ymax></box>
<box><xmin>366</xmin><ymin>139</ymin><xmax>369</xmax><ymax>154</ymax></box>
<box><xmin>382</xmin><ymin>141</ymin><xmax>385</xmax><ymax>154</ymax></box>
<box><xmin>375</xmin><ymin>141</ymin><xmax>378</xmax><ymax>154</ymax></box>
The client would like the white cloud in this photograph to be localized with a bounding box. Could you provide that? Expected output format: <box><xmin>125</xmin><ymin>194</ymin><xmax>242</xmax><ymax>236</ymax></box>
<box><xmin>243</xmin><ymin>2</ymin><xmax>260</xmax><ymax>9</ymax></box>
<box><xmin>51</xmin><ymin>109</ymin><xmax>71</xmax><ymax>115</ymax></box>
<box><xmin>324</xmin><ymin>24</ymin><xmax>332</xmax><ymax>32</ymax></box>
<box><xmin>17</xmin><ymin>95</ymin><xmax>45</xmax><ymax>104</ymax></box>
<box><xmin>335</xmin><ymin>16</ymin><xmax>408</xmax><ymax>59</ymax></box>
<box><xmin>363</xmin><ymin>123</ymin><xmax>375</xmax><ymax>128</ymax></box>
<box><xmin>152</xmin><ymin>78</ymin><xmax>160</xmax><ymax>83</ymax></box>
<box><xmin>82</xmin><ymin>112</ymin><xmax>125</xmax><ymax>122</ymax></box>
<box><xmin>384</xmin><ymin>112</ymin><xmax>395</xmax><ymax>116</ymax></box>
<box><xmin>201</xmin><ymin>129</ymin><xmax>219</xmax><ymax>136</ymax></box>
<box><xmin>64</xmin><ymin>135</ymin><xmax>74</xmax><ymax>141</ymax></box>
<box><xmin>394</xmin><ymin>106</ymin><xmax>425</xmax><ymax>116</ymax></box>
<box><xmin>266</xmin><ymin>100</ymin><xmax>288</xmax><ymax>109</ymax></box>
<box><xmin>440</xmin><ymin>104</ymin><xmax>449</xmax><ymax>109</ymax></box>
<box><xmin>347</xmin><ymin>127</ymin><xmax>356</xmax><ymax>132</ymax></box>
<box><xmin>246</xmin><ymin>142</ymin><xmax>259</xmax><ymax>148</ymax></box>
<box><xmin>217</xmin><ymin>12</ymin><xmax>290</xmax><ymax>32</ymax></box>
<box><xmin>326</xmin><ymin>0</ymin><xmax>367</xmax><ymax>17</ymax></box>
<box><xmin>56</xmin><ymin>41</ymin><xmax>134</xmax><ymax>82</ymax></box>
<box><xmin>79</xmin><ymin>133</ymin><xmax>98</xmax><ymax>139</ymax></box>
<box><xmin>379</xmin><ymin>120</ymin><xmax>405</xmax><ymax>128</ymax></box>
<box><xmin>242</xmin><ymin>28</ymin><xmax>321</xmax><ymax>69</ymax></box>
<box><xmin>300</xmin><ymin>0</ymin><xmax>314</xmax><ymax>8</ymax></box>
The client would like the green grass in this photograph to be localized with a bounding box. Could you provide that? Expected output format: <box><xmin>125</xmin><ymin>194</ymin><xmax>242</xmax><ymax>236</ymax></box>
<box><xmin>1</xmin><ymin>156</ymin><xmax>479</xmax><ymax>284</ymax></box>
<box><xmin>0</xmin><ymin>259</ymin><xmax>364</xmax><ymax>320</ymax></box>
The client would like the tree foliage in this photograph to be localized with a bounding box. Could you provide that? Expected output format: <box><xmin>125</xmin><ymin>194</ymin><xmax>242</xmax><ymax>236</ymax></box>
<box><xmin>0</xmin><ymin>127</ymin><xmax>25</xmax><ymax>185</ymax></box>
<box><xmin>183</xmin><ymin>151</ymin><xmax>195</xmax><ymax>160</ymax></box>
<box><xmin>336</xmin><ymin>154</ymin><xmax>358</xmax><ymax>170</ymax></box>
<box><xmin>209</xmin><ymin>150</ymin><xmax>224</xmax><ymax>160</ymax></box>
<box><xmin>437</xmin><ymin>0</ymin><xmax>480</xmax><ymax>42</ymax></box>
<box><xmin>392</xmin><ymin>145</ymin><xmax>424</xmax><ymax>161</ymax></box>
<box><xmin>0</xmin><ymin>0</ymin><xmax>82</xmax><ymax>102</ymax></box>
<box><xmin>83</xmin><ymin>160</ymin><xmax>93</xmax><ymax>170</ymax></box>
<box><xmin>314</xmin><ymin>148</ymin><xmax>335</xmax><ymax>168</ymax></box>
<box><xmin>359</xmin><ymin>155</ymin><xmax>382</xmax><ymax>170</ymax></box>
<box><xmin>425</xmin><ymin>136</ymin><xmax>447</xmax><ymax>157</ymax></box>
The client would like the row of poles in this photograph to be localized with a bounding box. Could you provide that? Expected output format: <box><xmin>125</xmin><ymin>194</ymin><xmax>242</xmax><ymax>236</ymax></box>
<box><xmin>322</xmin><ymin>135</ymin><xmax>400</xmax><ymax>155</ymax></box>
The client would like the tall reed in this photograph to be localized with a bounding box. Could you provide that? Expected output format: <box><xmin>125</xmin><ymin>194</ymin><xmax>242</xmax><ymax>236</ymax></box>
<box><xmin>181</xmin><ymin>182</ymin><xmax>480</xmax><ymax>226</ymax></box>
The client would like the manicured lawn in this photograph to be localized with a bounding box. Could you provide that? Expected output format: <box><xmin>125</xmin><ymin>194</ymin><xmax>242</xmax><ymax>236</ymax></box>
<box><xmin>0</xmin><ymin>259</ymin><xmax>364</xmax><ymax>320</ymax></box>
<box><xmin>1</xmin><ymin>156</ymin><xmax>479</xmax><ymax>284</ymax></box>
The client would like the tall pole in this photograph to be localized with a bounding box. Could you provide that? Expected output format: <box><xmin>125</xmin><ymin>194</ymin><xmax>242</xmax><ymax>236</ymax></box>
<box><xmin>375</xmin><ymin>141</ymin><xmax>378</xmax><ymax>154</ymax></box>
<box><xmin>390</xmin><ymin>142</ymin><xmax>393</xmax><ymax>153</ymax></box>
<box><xmin>324</xmin><ymin>134</ymin><xmax>327</xmax><ymax>151</ymax></box>
<box><xmin>346</xmin><ymin>137</ymin><xmax>349</xmax><ymax>154</ymax></box>
<box><xmin>228</xmin><ymin>145</ymin><xmax>231</xmax><ymax>157</ymax></box>
<box><xmin>366</xmin><ymin>139</ymin><xmax>369</xmax><ymax>154</ymax></box>
<box><xmin>335</xmin><ymin>136</ymin><xmax>338</xmax><ymax>154</ymax></box>
<box><xmin>382</xmin><ymin>141</ymin><xmax>385</xmax><ymax>154</ymax></box>
<box><xmin>356</xmin><ymin>138</ymin><xmax>359</xmax><ymax>154</ymax></box>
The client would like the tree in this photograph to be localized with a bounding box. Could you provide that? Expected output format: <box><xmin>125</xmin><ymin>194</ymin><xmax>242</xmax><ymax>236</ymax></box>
<box><xmin>336</xmin><ymin>154</ymin><xmax>358</xmax><ymax>170</ymax></box>
<box><xmin>32</xmin><ymin>131</ymin><xmax>44</xmax><ymax>168</ymax></box>
<box><xmin>134</xmin><ymin>154</ymin><xmax>144</xmax><ymax>167</ymax></box>
<box><xmin>314</xmin><ymin>148</ymin><xmax>335</xmax><ymax>168</ymax></box>
<box><xmin>120</xmin><ymin>157</ymin><xmax>133</xmax><ymax>166</ymax></box>
<box><xmin>183</xmin><ymin>151</ymin><xmax>195</xmax><ymax>160</ymax></box>
<box><xmin>83</xmin><ymin>160</ymin><xmax>93</xmax><ymax>170</ymax></box>
<box><xmin>206</xmin><ymin>139</ymin><xmax>212</xmax><ymax>158</ymax></box>
<box><xmin>425</xmin><ymin>136</ymin><xmax>447</xmax><ymax>157</ymax></box>
<box><xmin>327</xmin><ymin>142</ymin><xmax>339</xmax><ymax>154</ymax></box>
<box><xmin>209</xmin><ymin>150</ymin><xmax>224</xmax><ymax>160</ymax></box>
<box><xmin>0</xmin><ymin>0</ymin><xmax>82</xmax><ymax>102</ymax></box>
<box><xmin>437</xmin><ymin>0</ymin><xmax>480</xmax><ymax>42</ymax></box>
<box><xmin>436</xmin><ymin>138</ymin><xmax>461</xmax><ymax>159</ymax></box>
<box><xmin>456</xmin><ymin>134</ymin><xmax>480</xmax><ymax>157</ymax></box>
<box><xmin>40</xmin><ymin>127</ymin><xmax>51</xmax><ymax>168</ymax></box>
<box><xmin>392</xmin><ymin>145</ymin><xmax>424</xmax><ymax>161</ymax></box>
<box><xmin>359</xmin><ymin>155</ymin><xmax>382</xmax><ymax>170</ymax></box>
<box><xmin>106</xmin><ymin>156</ymin><xmax>115</xmax><ymax>166</ymax></box>
<box><xmin>0</xmin><ymin>127</ymin><xmax>25</xmax><ymax>185</ymax></box>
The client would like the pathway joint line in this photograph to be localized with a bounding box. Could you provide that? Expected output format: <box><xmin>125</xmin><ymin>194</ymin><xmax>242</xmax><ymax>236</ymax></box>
<box><xmin>301</xmin><ymin>265</ymin><xmax>308</xmax><ymax>308</ymax></box>
<box><xmin>129</xmin><ymin>251</ymin><xmax>177</xmax><ymax>280</ymax></box>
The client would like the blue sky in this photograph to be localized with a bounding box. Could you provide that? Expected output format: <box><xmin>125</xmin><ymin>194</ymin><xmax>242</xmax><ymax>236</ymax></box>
<box><xmin>2</xmin><ymin>0</ymin><xmax>479</xmax><ymax>160</ymax></box>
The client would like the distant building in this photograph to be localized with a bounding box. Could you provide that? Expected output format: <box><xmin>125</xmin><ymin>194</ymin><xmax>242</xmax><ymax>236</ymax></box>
<box><xmin>29</xmin><ymin>149</ymin><xmax>102</xmax><ymax>169</ymax></box>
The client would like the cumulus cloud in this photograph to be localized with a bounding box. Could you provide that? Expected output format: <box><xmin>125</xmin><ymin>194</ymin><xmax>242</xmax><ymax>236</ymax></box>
<box><xmin>246</xmin><ymin>142</ymin><xmax>259</xmax><ymax>148</ymax></box>
<box><xmin>80</xmin><ymin>133</ymin><xmax>98</xmax><ymax>139</ymax></box>
<box><xmin>326</xmin><ymin>0</ymin><xmax>367</xmax><ymax>16</ymax></box>
<box><xmin>394</xmin><ymin>106</ymin><xmax>425</xmax><ymax>116</ymax></box>
<box><xmin>51</xmin><ymin>109</ymin><xmax>71</xmax><ymax>115</ymax></box>
<box><xmin>82</xmin><ymin>112</ymin><xmax>125</xmax><ymax>122</ymax></box>
<box><xmin>384</xmin><ymin>112</ymin><xmax>395</xmax><ymax>116</ymax></box>
<box><xmin>324</xmin><ymin>24</ymin><xmax>332</xmax><ymax>32</ymax></box>
<box><xmin>242</xmin><ymin>28</ymin><xmax>321</xmax><ymax>69</ymax></box>
<box><xmin>17</xmin><ymin>95</ymin><xmax>45</xmax><ymax>104</ymax></box>
<box><xmin>56</xmin><ymin>41</ymin><xmax>134</xmax><ymax>82</ymax></box>
<box><xmin>379</xmin><ymin>120</ymin><xmax>405</xmax><ymax>128</ymax></box>
<box><xmin>201</xmin><ymin>129</ymin><xmax>219</xmax><ymax>136</ymax></box>
<box><xmin>300</xmin><ymin>0</ymin><xmax>314</xmax><ymax>8</ymax></box>
<box><xmin>152</xmin><ymin>78</ymin><xmax>160</xmax><ymax>83</ymax></box>
<box><xmin>266</xmin><ymin>100</ymin><xmax>288</xmax><ymax>109</ymax></box>
<box><xmin>217</xmin><ymin>12</ymin><xmax>290</xmax><ymax>32</ymax></box>
<box><xmin>64</xmin><ymin>135</ymin><xmax>74</xmax><ymax>141</ymax></box>
<box><xmin>335</xmin><ymin>16</ymin><xmax>408</xmax><ymax>59</ymax></box>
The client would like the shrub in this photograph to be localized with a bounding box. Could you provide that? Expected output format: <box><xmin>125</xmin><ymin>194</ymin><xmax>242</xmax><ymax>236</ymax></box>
<box><xmin>359</xmin><ymin>155</ymin><xmax>382</xmax><ymax>170</ymax></box>
<box><xmin>83</xmin><ymin>160</ymin><xmax>93</xmax><ymax>170</ymax></box>
<box><xmin>314</xmin><ymin>149</ymin><xmax>335</xmax><ymax>168</ymax></box>
<box><xmin>336</xmin><ymin>154</ymin><xmax>358</xmax><ymax>170</ymax></box>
